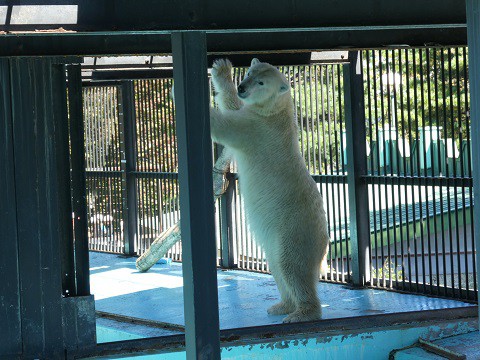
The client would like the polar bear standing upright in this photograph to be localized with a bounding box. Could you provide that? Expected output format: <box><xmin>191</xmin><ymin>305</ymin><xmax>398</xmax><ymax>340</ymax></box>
<box><xmin>210</xmin><ymin>58</ymin><xmax>330</xmax><ymax>323</ymax></box>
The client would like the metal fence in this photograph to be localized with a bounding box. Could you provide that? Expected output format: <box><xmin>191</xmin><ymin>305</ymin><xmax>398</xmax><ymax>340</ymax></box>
<box><xmin>83</xmin><ymin>47</ymin><xmax>476</xmax><ymax>301</ymax></box>
<box><xmin>363</xmin><ymin>47</ymin><xmax>475</xmax><ymax>300</ymax></box>
<box><xmin>84</xmin><ymin>85</ymin><xmax>124</xmax><ymax>253</ymax></box>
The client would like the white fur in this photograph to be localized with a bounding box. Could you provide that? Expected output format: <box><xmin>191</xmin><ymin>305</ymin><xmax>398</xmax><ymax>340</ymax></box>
<box><xmin>210</xmin><ymin>58</ymin><xmax>330</xmax><ymax>323</ymax></box>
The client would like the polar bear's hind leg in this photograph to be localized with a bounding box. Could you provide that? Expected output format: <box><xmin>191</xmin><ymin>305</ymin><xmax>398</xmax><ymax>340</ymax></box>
<box><xmin>279</xmin><ymin>261</ymin><xmax>321</xmax><ymax>323</ymax></box>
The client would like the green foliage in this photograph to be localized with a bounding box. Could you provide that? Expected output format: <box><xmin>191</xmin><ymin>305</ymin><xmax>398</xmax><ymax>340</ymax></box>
<box><xmin>281</xmin><ymin>65</ymin><xmax>345</xmax><ymax>174</ymax></box>
<box><xmin>363</xmin><ymin>48</ymin><xmax>469</xmax><ymax>145</ymax></box>
<box><xmin>371</xmin><ymin>258</ymin><xmax>404</xmax><ymax>282</ymax></box>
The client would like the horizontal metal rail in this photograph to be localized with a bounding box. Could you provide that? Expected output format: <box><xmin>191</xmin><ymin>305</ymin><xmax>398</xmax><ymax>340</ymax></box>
<box><xmin>0</xmin><ymin>25</ymin><xmax>467</xmax><ymax>57</ymax></box>
<box><xmin>86</xmin><ymin>170</ymin><xmax>122</xmax><ymax>177</ymax></box>
<box><xmin>364</xmin><ymin>175</ymin><xmax>473</xmax><ymax>187</ymax></box>
<box><xmin>131</xmin><ymin>171</ymin><xmax>179</xmax><ymax>179</ymax></box>
<box><xmin>370</xmin><ymin>279</ymin><xmax>477</xmax><ymax>301</ymax></box>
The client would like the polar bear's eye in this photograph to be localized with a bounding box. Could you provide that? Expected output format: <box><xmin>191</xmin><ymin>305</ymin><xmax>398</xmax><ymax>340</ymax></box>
<box><xmin>258</xmin><ymin>81</ymin><xmax>264</xmax><ymax>85</ymax></box>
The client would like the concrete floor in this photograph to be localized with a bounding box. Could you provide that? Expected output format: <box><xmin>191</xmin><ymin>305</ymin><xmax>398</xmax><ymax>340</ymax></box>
<box><xmin>90</xmin><ymin>251</ymin><xmax>474</xmax><ymax>340</ymax></box>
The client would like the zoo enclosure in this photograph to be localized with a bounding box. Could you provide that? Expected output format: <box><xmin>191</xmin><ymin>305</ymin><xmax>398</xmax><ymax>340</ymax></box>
<box><xmin>85</xmin><ymin>47</ymin><xmax>475</xmax><ymax>302</ymax></box>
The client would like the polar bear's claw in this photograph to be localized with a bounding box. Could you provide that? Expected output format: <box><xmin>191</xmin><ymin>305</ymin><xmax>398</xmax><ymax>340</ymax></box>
<box><xmin>267</xmin><ymin>301</ymin><xmax>295</xmax><ymax>315</ymax></box>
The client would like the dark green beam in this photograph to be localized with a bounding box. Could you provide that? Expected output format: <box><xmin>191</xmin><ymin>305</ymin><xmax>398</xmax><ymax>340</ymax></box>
<box><xmin>0</xmin><ymin>25</ymin><xmax>467</xmax><ymax>57</ymax></box>
<box><xmin>0</xmin><ymin>0</ymin><xmax>466</xmax><ymax>31</ymax></box>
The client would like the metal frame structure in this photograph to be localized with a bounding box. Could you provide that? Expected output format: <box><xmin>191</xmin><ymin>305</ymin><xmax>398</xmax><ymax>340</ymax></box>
<box><xmin>0</xmin><ymin>1</ymin><xmax>478</xmax><ymax>359</ymax></box>
<box><xmin>467</xmin><ymin>0</ymin><xmax>480</xmax><ymax>327</ymax></box>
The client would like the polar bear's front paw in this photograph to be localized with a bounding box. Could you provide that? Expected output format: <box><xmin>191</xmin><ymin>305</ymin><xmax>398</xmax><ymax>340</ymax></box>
<box><xmin>282</xmin><ymin>307</ymin><xmax>321</xmax><ymax>323</ymax></box>
<box><xmin>212</xmin><ymin>58</ymin><xmax>233</xmax><ymax>77</ymax></box>
<box><xmin>211</xmin><ymin>58</ymin><xmax>233</xmax><ymax>90</ymax></box>
<box><xmin>267</xmin><ymin>301</ymin><xmax>295</xmax><ymax>315</ymax></box>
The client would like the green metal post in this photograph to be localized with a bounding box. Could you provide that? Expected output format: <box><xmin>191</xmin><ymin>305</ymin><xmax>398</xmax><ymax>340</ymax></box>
<box><xmin>68</xmin><ymin>64</ymin><xmax>91</xmax><ymax>296</ymax></box>
<box><xmin>466</xmin><ymin>0</ymin><xmax>480</xmax><ymax>309</ymax></box>
<box><xmin>172</xmin><ymin>31</ymin><xmax>221</xmax><ymax>359</ymax></box>
<box><xmin>118</xmin><ymin>80</ymin><xmax>138</xmax><ymax>256</ymax></box>
<box><xmin>0</xmin><ymin>58</ymin><xmax>22</xmax><ymax>357</ymax></box>
<box><xmin>344</xmin><ymin>51</ymin><xmax>371</xmax><ymax>286</ymax></box>
<box><xmin>220</xmin><ymin>176</ymin><xmax>235</xmax><ymax>269</ymax></box>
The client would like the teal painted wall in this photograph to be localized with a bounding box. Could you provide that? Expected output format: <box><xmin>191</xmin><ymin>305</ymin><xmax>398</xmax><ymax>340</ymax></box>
<box><xmin>91</xmin><ymin>320</ymin><xmax>476</xmax><ymax>359</ymax></box>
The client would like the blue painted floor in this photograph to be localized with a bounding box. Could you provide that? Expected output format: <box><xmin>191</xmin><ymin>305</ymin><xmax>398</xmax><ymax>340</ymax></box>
<box><xmin>90</xmin><ymin>251</ymin><xmax>473</xmax><ymax>338</ymax></box>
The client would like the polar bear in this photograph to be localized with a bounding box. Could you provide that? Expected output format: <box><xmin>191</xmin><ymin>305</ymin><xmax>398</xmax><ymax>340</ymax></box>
<box><xmin>210</xmin><ymin>58</ymin><xmax>330</xmax><ymax>323</ymax></box>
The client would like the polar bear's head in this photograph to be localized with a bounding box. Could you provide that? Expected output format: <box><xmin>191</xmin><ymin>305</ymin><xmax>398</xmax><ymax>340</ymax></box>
<box><xmin>237</xmin><ymin>58</ymin><xmax>290</xmax><ymax>106</ymax></box>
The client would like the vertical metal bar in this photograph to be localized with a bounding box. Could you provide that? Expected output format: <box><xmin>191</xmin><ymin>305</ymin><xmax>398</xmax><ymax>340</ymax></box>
<box><xmin>145</xmin><ymin>80</ymin><xmax>154</xmax><ymax>247</ymax></box>
<box><xmin>67</xmin><ymin>64</ymin><xmax>90</xmax><ymax>295</ymax></box>
<box><xmin>466</xmin><ymin>0</ymin><xmax>480</xmax><ymax>306</ymax></box>
<box><xmin>339</xmin><ymin>64</ymin><xmax>350</xmax><ymax>278</ymax></box>
<box><xmin>0</xmin><ymin>58</ymin><xmax>22</xmax><ymax>357</ymax></box>
<box><xmin>432</xmin><ymin>49</ymin><xmax>441</xmax><ymax>295</ymax></box>
<box><xmin>304</xmin><ymin>66</ymin><xmax>312</xmax><ymax>172</ymax></box>
<box><xmin>238</xmin><ymin>181</ymin><xmax>246</xmax><ymax>269</ymax></box>
<box><xmin>138</xmin><ymin>80</ymin><xmax>147</xmax><ymax>253</ymax></box>
<box><xmin>310</xmin><ymin>66</ymin><xmax>317</xmax><ymax>174</ymax></box>
<box><xmin>313</xmin><ymin>65</ymin><xmax>321</xmax><ymax>175</ymax></box>
<box><xmin>409</xmin><ymin>50</ymin><xmax>420</xmax><ymax>291</ymax></box>
<box><xmin>463</xmin><ymin>46</ymin><xmax>477</xmax><ymax>298</ymax></box>
<box><xmin>234</xmin><ymin>181</ymin><xmax>242</xmax><ymax>268</ymax></box>
<box><xmin>52</xmin><ymin>63</ymin><xmax>76</xmax><ymax>298</ymax></box>
<box><xmin>134</xmin><ymin>82</ymin><xmax>143</xmax><ymax>253</ymax></box>
<box><xmin>391</xmin><ymin>50</ymin><xmax>404</xmax><ymax>288</ymax></box>
<box><xmin>118</xmin><ymin>81</ymin><xmax>138</xmax><ymax>256</ymax></box>
<box><xmin>158</xmin><ymin>79</ymin><xmax>168</xmax><ymax>244</ymax></box>
<box><xmin>403</xmin><ymin>49</ymin><xmax>414</xmax><ymax>291</ymax></box>
<box><xmin>386</xmin><ymin>51</ymin><xmax>396</xmax><ymax>287</ymax></box>
<box><xmin>440</xmin><ymin>49</ymin><xmax>449</xmax><ymax>297</ymax></box>
<box><xmin>344</xmin><ymin>51</ymin><xmax>371</xmax><ymax>286</ymax></box>
<box><xmin>379</xmin><ymin>50</ymin><xmax>390</xmax><ymax>287</ymax></box>
<box><xmin>418</xmin><ymin>49</ymin><xmax>428</xmax><ymax>293</ymax></box>
<box><xmin>366</xmin><ymin>50</ymin><xmax>379</xmax><ymax>283</ymax></box>
<box><xmin>458</xmin><ymin>47</ymin><xmax>469</xmax><ymax>298</ymax></box>
<box><xmin>151</xmin><ymin>80</ymin><xmax>160</xmax><ymax>247</ymax></box>
<box><xmin>335</xmin><ymin>64</ymin><xmax>346</xmax><ymax>281</ymax></box>
<box><xmin>372</xmin><ymin>50</ymin><xmax>383</xmax><ymax>287</ymax></box>
<box><xmin>320</xmin><ymin>66</ymin><xmax>333</xmax><ymax>280</ymax></box>
<box><xmin>220</xmin><ymin>169</ymin><xmax>235</xmax><ymax>268</ymax></box>
<box><xmin>396</xmin><ymin>49</ymin><xmax>408</xmax><ymax>290</ymax></box>
<box><xmin>326</xmin><ymin>66</ymin><xmax>339</xmax><ymax>281</ymax></box>
<box><xmin>297</xmin><ymin>66</ymin><xmax>305</xmax><ymax>158</ymax></box>
<box><xmin>454</xmin><ymin>48</ymin><xmax>463</xmax><ymax>297</ymax></box>
<box><xmin>156</xmin><ymin>79</ymin><xmax>167</xmax><ymax>240</ymax></box>
<box><xmin>425</xmin><ymin>48</ymin><xmax>434</xmax><ymax>294</ymax></box>
<box><xmin>447</xmin><ymin>48</ymin><xmax>456</xmax><ymax>294</ymax></box>
<box><xmin>172</xmin><ymin>31</ymin><xmax>221</xmax><ymax>360</ymax></box>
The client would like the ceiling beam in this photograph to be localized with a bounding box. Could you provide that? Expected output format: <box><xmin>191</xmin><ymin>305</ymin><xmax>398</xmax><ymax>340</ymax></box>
<box><xmin>0</xmin><ymin>0</ymin><xmax>466</xmax><ymax>32</ymax></box>
<box><xmin>0</xmin><ymin>25</ymin><xmax>467</xmax><ymax>57</ymax></box>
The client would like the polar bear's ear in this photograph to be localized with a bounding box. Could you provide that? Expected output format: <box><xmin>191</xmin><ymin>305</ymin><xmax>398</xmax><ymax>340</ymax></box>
<box><xmin>251</xmin><ymin>58</ymin><xmax>260</xmax><ymax>66</ymax></box>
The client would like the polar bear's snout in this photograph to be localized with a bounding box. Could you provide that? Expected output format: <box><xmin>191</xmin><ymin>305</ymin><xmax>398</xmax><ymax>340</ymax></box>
<box><xmin>237</xmin><ymin>84</ymin><xmax>247</xmax><ymax>98</ymax></box>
